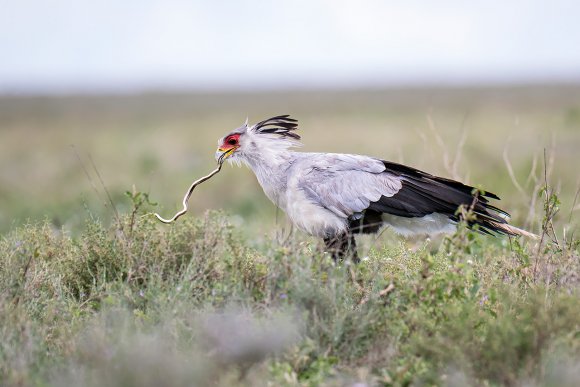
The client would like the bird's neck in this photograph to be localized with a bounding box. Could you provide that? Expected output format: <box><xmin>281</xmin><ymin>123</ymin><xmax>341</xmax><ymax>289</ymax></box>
<box><xmin>243</xmin><ymin>148</ymin><xmax>296</xmax><ymax>209</ymax></box>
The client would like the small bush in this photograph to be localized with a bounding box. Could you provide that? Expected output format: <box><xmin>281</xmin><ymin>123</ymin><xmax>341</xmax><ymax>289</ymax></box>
<box><xmin>0</xmin><ymin>211</ymin><xmax>579</xmax><ymax>386</ymax></box>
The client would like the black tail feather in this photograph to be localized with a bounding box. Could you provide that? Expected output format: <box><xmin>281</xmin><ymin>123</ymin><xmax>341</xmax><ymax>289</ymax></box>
<box><xmin>371</xmin><ymin>160</ymin><xmax>513</xmax><ymax>236</ymax></box>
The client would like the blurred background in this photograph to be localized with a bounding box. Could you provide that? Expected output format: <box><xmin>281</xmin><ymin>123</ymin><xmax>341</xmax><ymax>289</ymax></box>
<box><xmin>1</xmin><ymin>0</ymin><xmax>579</xmax><ymax>236</ymax></box>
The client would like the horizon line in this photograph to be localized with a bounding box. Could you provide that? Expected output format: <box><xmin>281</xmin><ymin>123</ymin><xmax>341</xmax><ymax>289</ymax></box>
<box><xmin>2</xmin><ymin>79</ymin><xmax>580</xmax><ymax>98</ymax></box>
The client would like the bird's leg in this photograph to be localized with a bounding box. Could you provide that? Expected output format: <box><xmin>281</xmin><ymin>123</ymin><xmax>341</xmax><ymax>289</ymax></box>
<box><xmin>323</xmin><ymin>234</ymin><xmax>345</xmax><ymax>261</ymax></box>
<box><xmin>348</xmin><ymin>234</ymin><xmax>360</xmax><ymax>263</ymax></box>
<box><xmin>323</xmin><ymin>233</ymin><xmax>359</xmax><ymax>263</ymax></box>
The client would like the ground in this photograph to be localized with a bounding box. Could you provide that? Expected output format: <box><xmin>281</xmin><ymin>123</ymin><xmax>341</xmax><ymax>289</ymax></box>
<box><xmin>0</xmin><ymin>86</ymin><xmax>579</xmax><ymax>386</ymax></box>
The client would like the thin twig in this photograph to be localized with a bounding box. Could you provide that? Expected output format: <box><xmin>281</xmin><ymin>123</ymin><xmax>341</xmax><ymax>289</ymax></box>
<box><xmin>566</xmin><ymin>183</ymin><xmax>580</xmax><ymax>248</ymax></box>
<box><xmin>567</xmin><ymin>183</ymin><xmax>580</xmax><ymax>226</ymax></box>
<box><xmin>503</xmin><ymin>140</ymin><xmax>527</xmax><ymax>198</ymax></box>
<box><xmin>12</xmin><ymin>253</ymin><xmax>34</xmax><ymax>306</ymax></box>
<box><xmin>533</xmin><ymin>148</ymin><xmax>559</xmax><ymax>279</ymax></box>
<box><xmin>525</xmin><ymin>153</ymin><xmax>539</xmax><ymax>187</ymax></box>
<box><xmin>359</xmin><ymin>283</ymin><xmax>395</xmax><ymax>306</ymax></box>
<box><xmin>349</xmin><ymin>266</ymin><xmax>365</xmax><ymax>293</ymax></box>
<box><xmin>427</xmin><ymin>113</ymin><xmax>468</xmax><ymax>181</ymax></box>
<box><xmin>88</xmin><ymin>153</ymin><xmax>120</xmax><ymax>224</ymax></box>
<box><xmin>525</xmin><ymin>176</ymin><xmax>542</xmax><ymax>231</ymax></box>
<box><xmin>71</xmin><ymin>145</ymin><xmax>110</xmax><ymax>215</ymax></box>
<box><xmin>545</xmin><ymin>148</ymin><xmax>560</xmax><ymax>248</ymax></box>
<box><xmin>427</xmin><ymin>114</ymin><xmax>452</xmax><ymax>177</ymax></box>
<box><xmin>450</xmin><ymin>112</ymin><xmax>469</xmax><ymax>181</ymax></box>
<box><xmin>451</xmin><ymin>128</ymin><xmax>468</xmax><ymax>181</ymax></box>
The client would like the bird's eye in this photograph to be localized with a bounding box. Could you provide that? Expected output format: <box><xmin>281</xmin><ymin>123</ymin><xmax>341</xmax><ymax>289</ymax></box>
<box><xmin>227</xmin><ymin>137</ymin><xmax>238</xmax><ymax>145</ymax></box>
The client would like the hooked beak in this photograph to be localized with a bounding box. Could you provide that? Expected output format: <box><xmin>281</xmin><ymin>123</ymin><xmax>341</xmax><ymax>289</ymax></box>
<box><xmin>215</xmin><ymin>146</ymin><xmax>238</xmax><ymax>163</ymax></box>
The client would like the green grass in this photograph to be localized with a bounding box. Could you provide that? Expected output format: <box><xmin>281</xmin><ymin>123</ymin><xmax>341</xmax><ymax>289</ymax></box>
<box><xmin>1</xmin><ymin>206</ymin><xmax>579</xmax><ymax>386</ymax></box>
<box><xmin>1</xmin><ymin>86</ymin><xmax>580</xmax><ymax>385</ymax></box>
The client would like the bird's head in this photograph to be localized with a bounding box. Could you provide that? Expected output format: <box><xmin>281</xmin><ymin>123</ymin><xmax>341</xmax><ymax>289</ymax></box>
<box><xmin>215</xmin><ymin>115</ymin><xmax>300</xmax><ymax>165</ymax></box>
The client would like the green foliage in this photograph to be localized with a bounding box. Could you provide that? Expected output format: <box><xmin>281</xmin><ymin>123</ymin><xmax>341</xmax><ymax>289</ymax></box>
<box><xmin>1</xmin><ymin>209</ymin><xmax>579</xmax><ymax>386</ymax></box>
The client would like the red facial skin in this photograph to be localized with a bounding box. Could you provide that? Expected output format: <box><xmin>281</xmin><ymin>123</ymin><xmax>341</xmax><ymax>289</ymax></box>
<box><xmin>219</xmin><ymin>133</ymin><xmax>241</xmax><ymax>152</ymax></box>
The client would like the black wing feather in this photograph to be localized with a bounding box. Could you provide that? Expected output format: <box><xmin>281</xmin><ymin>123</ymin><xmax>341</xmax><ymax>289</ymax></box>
<box><xmin>367</xmin><ymin>160</ymin><xmax>512</xmax><ymax>235</ymax></box>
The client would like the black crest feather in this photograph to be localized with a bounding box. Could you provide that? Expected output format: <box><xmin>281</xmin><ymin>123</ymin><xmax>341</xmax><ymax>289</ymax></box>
<box><xmin>253</xmin><ymin>115</ymin><xmax>300</xmax><ymax>140</ymax></box>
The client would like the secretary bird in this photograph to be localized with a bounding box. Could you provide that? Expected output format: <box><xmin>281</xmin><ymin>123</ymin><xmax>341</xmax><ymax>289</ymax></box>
<box><xmin>215</xmin><ymin>115</ymin><xmax>535</xmax><ymax>262</ymax></box>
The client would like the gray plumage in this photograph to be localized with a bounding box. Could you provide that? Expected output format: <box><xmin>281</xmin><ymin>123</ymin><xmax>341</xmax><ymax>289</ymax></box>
<box><xmin>215</xmin><ymin>115</ymin><xmax>536</xmax><ymax>261</ymax></box>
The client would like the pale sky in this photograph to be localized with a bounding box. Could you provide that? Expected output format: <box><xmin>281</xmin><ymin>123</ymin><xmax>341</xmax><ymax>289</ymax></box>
<box><xmin>1</xmin><ymin>0</ymin><xmax>580</xmax><ymax>93</ymax></box>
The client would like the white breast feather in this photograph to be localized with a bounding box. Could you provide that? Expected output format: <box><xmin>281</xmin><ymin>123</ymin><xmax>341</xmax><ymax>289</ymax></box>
<box><xmin>286</xmin><ymin>187</ymin><xmax>348</xmax><ymax>238</ymax></box>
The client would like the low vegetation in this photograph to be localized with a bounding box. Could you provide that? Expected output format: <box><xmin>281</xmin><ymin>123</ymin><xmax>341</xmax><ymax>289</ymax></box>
<box><xmin>1</xmin><ymin>200</ymin><xmax>578</xmax><ymax>386</ymax></box>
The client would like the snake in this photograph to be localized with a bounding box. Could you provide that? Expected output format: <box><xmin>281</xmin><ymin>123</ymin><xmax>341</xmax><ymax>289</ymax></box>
<box><xmin>153</xmin><ymin>156</ymin><xmax>226</xmax><ymax>224</ymax></box>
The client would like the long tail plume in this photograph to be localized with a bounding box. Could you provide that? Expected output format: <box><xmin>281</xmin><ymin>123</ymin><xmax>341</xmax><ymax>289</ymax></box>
<box><xmin>488</xmin><ymin>221</ymin><xmax>539</xmax><ymax>239</ymax></box>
